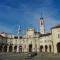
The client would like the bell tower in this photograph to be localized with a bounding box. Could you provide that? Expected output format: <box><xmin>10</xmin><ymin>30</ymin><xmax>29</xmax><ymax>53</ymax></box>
<box><xmin>40</xmin><ymin>16</ymin><xmax>45</xmax><ymax>34</ymax></box>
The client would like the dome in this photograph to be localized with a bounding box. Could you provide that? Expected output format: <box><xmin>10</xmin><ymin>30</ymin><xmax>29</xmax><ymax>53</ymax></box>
<box><xmin>40</xmin><ymin>16</ymin><xmax>43</xmax><ymax>20</ymax></box>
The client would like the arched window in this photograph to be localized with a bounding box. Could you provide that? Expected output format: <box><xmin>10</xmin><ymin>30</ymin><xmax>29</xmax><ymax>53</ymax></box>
<box><xmin>41</xmin><ymin>21</ymin><xmax>43</xmax><ymax>25</ymax></box>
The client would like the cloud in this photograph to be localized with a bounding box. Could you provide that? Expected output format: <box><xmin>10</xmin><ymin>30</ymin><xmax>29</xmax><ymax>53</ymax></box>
<box><xmin>0</xmin><ymin>0</ymin><xmax>60</xmax><ymax>33</ymax></box>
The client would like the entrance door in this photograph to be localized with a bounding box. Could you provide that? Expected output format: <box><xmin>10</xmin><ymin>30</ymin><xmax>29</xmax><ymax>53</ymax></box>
<box><xmin>4</xmin><ymin>45</ymin><xmax>7</xmax><ymax>52</ymax></box>
<box><xmin>57</xmin><ymin>42</ymin><xmax>60</xmax><ymax>53</ymax></box>
<box><xmin>29</xmin><ymin>44</ymin><xmax>32</xmax><ymax>52</ymax></box>
<box><xmin>14</xmin><ymin>46</ymin><xmax>17</xmax><ymax>52</ymax></box>
<box><xmin>45</xmin><ymin>45</ymin><xmax>48</xmax><ymax>52</ymax></box>
<box><xmin>9</xmin><ymin>46</ymin><xmax>12</xmax><ymax>52</ymax></box>
<box><xmin>19</xmin><ymin>46</ymin><xmax>22</xmax><ymax>52</ymax></box>
<box><xmin>0</xmin><ymin>46</ymin><xmax>2</xmax><ymax>52</ymax></box>
<box><xmin>49</xmin><ymin>45</ymin><xmax>51</xmax><ymax>52</ymax></box>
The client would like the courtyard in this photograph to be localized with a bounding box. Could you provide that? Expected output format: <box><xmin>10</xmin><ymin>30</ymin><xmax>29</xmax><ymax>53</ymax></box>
<box><xmin>0</xmin><ymin>52</ymin><xmax>60</xmax><ymax>60</ymax></box>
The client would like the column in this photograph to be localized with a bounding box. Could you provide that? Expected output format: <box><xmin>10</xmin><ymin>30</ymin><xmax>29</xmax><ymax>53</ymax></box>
<box><xmin>22</xmin><ymin>45</ymin><xmax>24</xmax><ymax>52</ymax></box>
<box><xmin>51</xmin><ymin>45</ymin><xmax>53</xmax><ymax>53</ymax></box>
<box><xmin>17</xmin><ymin>45</ymin><xmax>19</xmax><ymax>52</ymax></box>
<box><xmin>12</xmin><ymin>45</ymin><xmax>14</xmax><ymax>52</ymax></box>
<box><xmin>36</xmin><ymin>46</ymin><xmax>40</xmax><ymax>52</ymax></box>
<box><xmin>43</xmin><ymin>46</ymin><xmax>45</xmax><ymax>52</ymax></box>
<box><xmin>7</xmin><ymin>46</ymin><xmax>9</xmax><ymax>52</ymax></box>
<box><xmin>32</xmin><ymin>44</ymin><xmax>36</xmax><ymax>52</ymax></box>
<box><xmin>26</xmin><ymin>44</ymin><xmax>28</xmax><ymax>52</ymax></box>
<box><xmin>36</xmin><ymin>43</ymin><xmax>40</xmax><ymax>52</ymax></box>
<box><xmin>47</xmin><ymin>45</ymin><xmax>49</xmax><ymax>52</ymax></box>
<box><xmin>54</xmin><ymin>45</ymin><xmax>57</xmax><ymax>53</ymax></box>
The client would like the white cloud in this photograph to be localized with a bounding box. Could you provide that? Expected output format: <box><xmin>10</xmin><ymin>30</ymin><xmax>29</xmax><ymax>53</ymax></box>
<box><xmin>0</xmin><ymin>0</ymin><xmax>59</xmax><ymax>33</ymax></box>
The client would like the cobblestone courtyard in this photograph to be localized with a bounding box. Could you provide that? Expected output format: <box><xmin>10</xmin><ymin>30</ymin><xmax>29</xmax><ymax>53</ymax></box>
<box><xmin>0</xmin><ymin>53</ymin><xmax>60</xmax><ymax>60</ymax></box>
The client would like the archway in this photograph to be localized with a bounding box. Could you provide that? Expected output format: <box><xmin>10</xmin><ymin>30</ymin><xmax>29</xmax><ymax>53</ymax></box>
<box><xmin>45</xmin><ymin>45</ymin><xmax>48</xmax><ymax>52</ymax></box>
<box><xmin>14</xmin><ymin>46</ymin><xmax>17</xmax><ymax>52</ymax></box>
<box><xmin>0</xmin><ymin>45</ymin><xmax>2</xmax><ymax>52</ymax></box>
<box><xmin>57</xmin><ymin>42</ymin><xmax>60</xmax><ymax>53</ymax></box>
<box><xmin>40</xmin><ymin>45</ymin><xmax>43</xmax><ymax>52</ymax></box>
<box><xmin>9</xmin><ymin>46</ymin><xmax>12</xmax><ymax>52</ymax></box>
<box><xmin>4</xmin><ymin>45</ymin><xmax>7</xmax><ymax>52</ymax></box>
<box><xmin>29</xmin><ymin>44</ymin><xmax>32</xmax><ymax>52</ymax></box>
<box><xmin>49</xmin><ymin>45</ymin><xmax>51</xmax><ymax>52</ymax></box>
<box><xmin>19</xmin><ymin>46</ymin><xmax>22</xmax><ymax>52</ymax></box>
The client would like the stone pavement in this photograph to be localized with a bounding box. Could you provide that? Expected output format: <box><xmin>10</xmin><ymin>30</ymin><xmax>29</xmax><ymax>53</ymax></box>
<box><xmin>0</xmin><ymin>52</ymin><xmax>60</xmax><ymax>60</ymax></box>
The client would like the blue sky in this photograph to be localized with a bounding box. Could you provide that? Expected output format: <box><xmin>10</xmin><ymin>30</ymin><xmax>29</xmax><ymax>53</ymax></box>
<box><xmin>0</xmin><ymin>0</ymin><xmax>60</xmax><ymax>34</ymax></box>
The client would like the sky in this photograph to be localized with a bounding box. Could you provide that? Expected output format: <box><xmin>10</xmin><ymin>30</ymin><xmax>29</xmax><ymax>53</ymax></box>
<box><xmin>0</xmin><ymin>0</ymin><xmax>60</xmax><ymax>34</ymax></box>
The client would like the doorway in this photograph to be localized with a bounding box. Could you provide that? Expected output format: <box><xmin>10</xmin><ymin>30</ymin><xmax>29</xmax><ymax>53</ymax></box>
<box><xmin>40</xmin><ymin>45</ymin><xmax>43</xmax><ymax>52</ymax></box>
<box><xmin>57</xmin><ymin>42</ymin><xmax>60</xmax><ymax>53</ymax></box>
<box><xmin>29</xmin><ymin>44</ymin><xmax>32</xmax><ymax>52</ymax></box>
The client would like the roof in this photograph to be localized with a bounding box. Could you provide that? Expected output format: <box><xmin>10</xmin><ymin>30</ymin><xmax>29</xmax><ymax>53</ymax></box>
<box><xmin>0</xmin><ymin>35</ymin><xmax>7</xmax><ymax>38</ymax></box>
<box><xmin>27</xmin><ymin>28</ymin><xmax>35</xmax><ymax>31</ymax></box>
<box><xmin>0</xmin><ymin>35</ymin><xmax>4</xmax><ymax>38</ymax></box>
<box><xmin>34</xmin><ymin>32</ymin><xmax>40</xmax><ymax>34</ymax></box>
<box><xmin>40</xmin><ymin>33</ymin><xmax>51</xmax><ymax>37</ymax></box>
<box><xmin>40</xmin><ymin>16</ymin><xmax>43</xmax><ymax>20</ymax></box>
<box><xmin>51</xmin><ymin>25</ymin><xmax>60</xmax><ymax>29</ymax></box>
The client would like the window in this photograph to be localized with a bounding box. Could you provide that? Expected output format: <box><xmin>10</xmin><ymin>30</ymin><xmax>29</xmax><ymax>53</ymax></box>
<box><xmin>41</xmin><ymin>21</ymin><xmax>43</xmax><ymax>25</ymax></box>
<box><xmin>58</xmin><ymin>34</ymin><xmax>60</xmax><ymax>38</ymax></box>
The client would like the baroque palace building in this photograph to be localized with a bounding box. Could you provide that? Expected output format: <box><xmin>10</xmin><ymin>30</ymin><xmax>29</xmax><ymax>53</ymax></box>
<box><xmin>0</xmin><ymin>16</ymin><xmax>60</xmax><ymax>53</ymax></box>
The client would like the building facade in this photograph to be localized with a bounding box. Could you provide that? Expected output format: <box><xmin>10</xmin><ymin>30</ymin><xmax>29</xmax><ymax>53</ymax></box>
<box><xmin>0</xmin><ymin>17</ymin><xmax>60</xmax><ymax>53</ymax></box>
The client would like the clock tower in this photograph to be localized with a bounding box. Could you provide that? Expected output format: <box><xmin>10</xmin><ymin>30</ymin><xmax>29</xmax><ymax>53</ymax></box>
<box><xmin>40</xmin><ymin>16</ymin><xmax>45</xmax><ymax>34</ymax></box>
